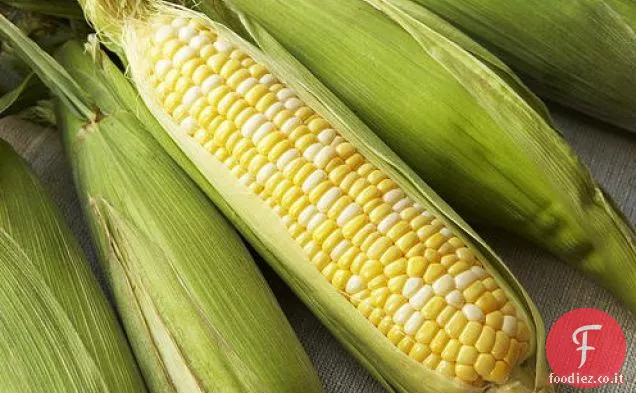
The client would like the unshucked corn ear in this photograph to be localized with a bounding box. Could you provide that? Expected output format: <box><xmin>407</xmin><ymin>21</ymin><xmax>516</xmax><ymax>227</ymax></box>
<box><xmin>79</xmin><ymin>1</ymin><xmax>552</xmax><ymax>392</ymax></box>
<box><xmin>0</xmin><ymin>140</ymin><xmax>147</xmax><ymax>392</ymax></box>
<box><xmin>0</xmin><ymin>15</ymin><xmax>323</xmax><ymax>393</ymax></box>
<box><xmin>408</xmin><ymin>0</ymin><xmax>636</xmax><ymax>132</ymax></box>
<box><xmin>198</xmin><ymin>0</ymin><xmax>636</xmax><ymax>313</ymax></box>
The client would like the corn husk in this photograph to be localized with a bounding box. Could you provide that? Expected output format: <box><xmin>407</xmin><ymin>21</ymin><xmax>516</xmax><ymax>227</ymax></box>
<box><xmin>78</xmin><ymin>1</ymin><xmax>553</xmax><ymax>392</ymax></box>
<box><xmin>197</xmin><ymin>0</ymin><xmax>636</xmax><ymax>313</ymax></box>
<box><xmin>0</xmin><ymin>0</ymin><xmax>84</xmax><ymax>19</ymax></box>
<box><xmin>0</xmin><ymin>139</ymin><xmax>147</xmax><ymax>392</ymax></box>
<box><xmin>408</xmin><ymin>0</ymin><xmax>636</xmax><ymax>132</ymax></box>
<box><xmin>0</xmin><ymin>14</ymin><xmax>323</xmax><ymax>393</ymax></box>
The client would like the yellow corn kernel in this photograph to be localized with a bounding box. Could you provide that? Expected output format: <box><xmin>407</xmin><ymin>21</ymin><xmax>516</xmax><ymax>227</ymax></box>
<box><xmin>406</xmin><ymin>256</ymin><xmax>427</xmax><ymax>277</ymax></box>
<box><xmin>456</xmin><ymin>365</ymin><xmax>478</xmax><ymax>383</ymax></box>
<box><xmin>489</xmin><ymin>361</ymin><xmax>510</xmax><ymax>384</ymax></box>
<box><xmin>409</xmin><ymin>343</ymin><xmax>431</xmax><ymax>362</ymax></box>
<box><xmin>423</xmin><ymin>263</ymin><xmax>445</xmax><ymax>283</ymax></box>
<box><xmin>415</xmin><ymin>321</ymin><xmax>439</xmax><ymax>344</ymax></box>
<box><xmin>441</xmin><ymin>339</ymin><xmax>461</xmax><ymax>362</ymax></box>
<box><xmin>457</xmin><ymin>345</ymin><xmax>478</xmax><ymax>365</ymax></box>
<box><xmin>475</xmin><ymin>326</ymin><xmax>496</xmax><ymax>353</ymax></box>
<box><xmin>429</xmin><ymin>330</ymin><xmax>450</xmax><ymax>354</ymax></box>
<box><xmin>446</xmin><ymin>311</ymin><xmax>468</xmax><ymax>339</ymax></box>
<box><xmin>459</xmin><ymin>322</ymin><xmax>482</xmax><ymax>346</ymax></box>
<box><xmin>475</xmin><ymin>353</ymin><xmax>496</xmax><ymax>377</ymax></box>
<box><xmin>422</xmin><ymin>296</ymin><xmax>446</xmax><ymax>319</ymax></box>
<box><xmin>492</xmin><ymin>331</ymin><xmax>511</xmax><ymax>360</ymax></box>
<box><xmin>485</xmin><ymin>311</ymin><xmax>504</xmax><ymax>330</ymax></box>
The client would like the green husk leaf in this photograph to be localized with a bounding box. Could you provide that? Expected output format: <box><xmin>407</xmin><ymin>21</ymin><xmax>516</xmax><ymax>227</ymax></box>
<box><xmin>56</xmin><ymin>35</ymin><xmax>322</xmax><ymax>393</ymax></box>
<box><xmin>0</xmin><ymin>72</ymin><xmax>46</xmax><ymax>115</ymax></box>
<box><xmin>76</xmin><ymin>1</ymin><xmax>552</xmax><ymax>391</ymax></box>
<box><xmin>1</xmin><ymin>8</ymin><xmax>323</xmax><ymax>393</ymax></box>
<box><xmin>372</xmin><ymin>0</ymin><xmax>553</xmax><ymax>123</ymax></box>
<box><xmin>408</xmin><ymin>0</ymin><xmax>636</xmax><ymax>132</ymax></box>
<box><xmin>0</xmin><ymin>13</ymin><xmax>93</xmax><ymax>119</ymax></box>
<box><xmin>0</xmin><ymin>140</ymin><xmax>147</xmax><ymax>392</ymax></box>
<box><xmin>214</xmin><ymin>0</ymin><xmax>636</xmax><ymax>314</ymax></box>
<box><xmin>0</xmin><ymin>0</ymin><xmax>84</xmax><ymax>19</ymax></box>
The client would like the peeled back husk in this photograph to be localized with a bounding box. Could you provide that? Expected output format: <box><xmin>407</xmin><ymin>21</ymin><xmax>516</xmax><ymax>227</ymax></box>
<box><xmin>200</xmin><ymin>0</ymin><xmax>636</xmax><ymax>313</ymax></box>
<box><xmin>0</xmin><ymin>14</ymin><xmax>324</xmax><ymax>393</ymax></box>
<box><xmin>79</xmin><ymin>1</ymin><xmax>552</xmax><ymax>392</ymax></box>
<box><xmin>54</xmin><ymin>39</ymin><xmax>323</xmax><ymax>393</ymax></box>
<box><xmin>0</xmin><ymin>139</ymin><xmax>147</xmax><ymax>392</ymax></box>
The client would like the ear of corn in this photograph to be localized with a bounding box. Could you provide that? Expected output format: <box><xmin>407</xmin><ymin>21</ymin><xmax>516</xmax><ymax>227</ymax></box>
<box><xmin>79</xmin><ymin>1</ymin><xmax>553</xmax><ymax>391</ymax></box>
<box><xmin>0</xmin><ymin>15</ymin><xmax>323</xmax><ymax>393</ymax></box>
<box><xmin>0</xmin><ymin>140</ymin><xmax>147</xmax><ymax>392</ymax></box>
<box><xmin>198</xmin><ymin>0</ymin><xmax>636</xmax><ymax>313</ymax></box>
<box><xmin>406</xmin><ymin>0</ymin><xmax>636</xmax><ymax>132</ymax></box>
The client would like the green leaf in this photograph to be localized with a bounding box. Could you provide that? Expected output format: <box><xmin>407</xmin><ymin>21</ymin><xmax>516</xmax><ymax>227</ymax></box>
<box><xmin>0</xmin><ymin>0</ymin><xmax>84</xmax><ymax>19</ymax></box>
<box><xmin>0</xmin><ymin>72</ymin><xmax>47</xmax><ymax>116</ymax></box>
<box><xmin>0</xmin><ymin>140</ymin><xmax>147</xmax><ymax>392</ymax></box>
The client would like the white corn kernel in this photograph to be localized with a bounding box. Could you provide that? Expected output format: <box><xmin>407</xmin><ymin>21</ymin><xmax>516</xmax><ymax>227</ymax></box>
<box><xmin>236</xmin><ymin>77</ymin><xmax>258</xmax><ymax>96</ymax></box>
<box><xmin>317</xmin><ymin>129</ymin><xmax>336</xmax><ymax>144</ymax></box>
<box><xmin>276</xmin><ymin>88</ymin><xmax>296</xmax><ymax>101</ymax></box>
<box><xmin>455</xmin><ymin>271</ymin><xmax>478</xmax><ymax>290</ymax></box>
<box><xmin>302</xmin><ymin>170</ymin><xmax>327</xmax><ymax>193</ymax></box>
<box><xmin>252</xmin><ymin>122</ymin><xmax>275</xmax><ymax>144</ymax></box>
<box><xmin>433</xmin><ymin>274</ymin><xmax>455</xmax><ymax>296</ymax></box>
<box><xmin>345</xmin><ymin>275</ymin><xmax>366</xmax><ymax>294</ymax></box>
<box><xmin>182</xmin><ymin>86</ymin><xmax>202</xmax><ymax>107</ymax></box>
<box><xmin>277</xmin><ymin>149</ymin><xmax>300</xmax><ymax>170</ymax></box>
<box><xmin>331</xmin><ymin>240</ymin><xmax>351</xmax><ymax>261</ymax></box>
<box><xmin>303</xmin><ymin>143</ymin><xmax>322</xmax><ymax>161</ymax></box>
<box><xmin>256</xmin><ymin>163</ymin><xmax>277</xmax><ymax>184</ymax></box>
<box><xmin>155</xmin><ymin>59</ymin><xmax>172</xmax><ymax>78</ymax></box>
<box><xmin>403</xmin><ymin>277</ymin><xmax>424</xmax><ymax>298</ymax></box>
<box><xmin>337</xmin><ymin>203</ymin><xmax>362</xmax><ymax>226</ymax></box>
<box><xmin>189</xmin><ymin>34</ymin><xmax>210</xmax><ymax>50</ymax></box>
<box><xmin>383</xmin><ymin>189</ymin><xmax>404</xmax><ymax>205</ymax></box>
<box><xmin>446</xmin><ymin>290</ymin><xmax>465</xmax><ymax>308</ymax></box>
<box><xmin>178</xmin><ymin>26</ymin><xmax>198</xmax><ymax>41</ymax></box>
<box><xmin>213</xmin><ymin>39</ymin><xmax>233</xmax><ymax>53</ymax></box>
<box><xmin>404</xmin><ymin>312</ymin><xmax>425</xmax><ymax>335</ymax></box>
<box><xmin>242</xmin><ymin>114</ymin><xmax>267</xmax><ymax>137</ymax></box>
<box><xmin>298</xmin><ymin>205</ymin><xmax>317</xmax><ymax>227</ymax></box>
<box><xmin>201</xmin><ymin>74</ymin><xmax>223</xmax><ymax>94</ymax></box>
<box><xmin>410</xmin><ymin>285</ymin><xmax>434</xmax><ymax>309</ymax></box>
<box><xmin>471</xmin><ymin>266</ymin><xmax>489</xmax><ymax>279</ymax></box>
<box><xmin>502</xmin><ymin>316</ymin><xmax>518</xmax><ymax>336</ymax></box>
<box><xmin>378</xmin><ymin>213</ymin><xmax>400</xmax><ymax>234</ymax></box>
<box><xmin>317</xmin><ymin>187</ymin><xmax>342</xmax><ymax>212</ymax></box>
<box><xmin>154</xmin><ymin>25</ymin><xmax>176</xmax><ymax>44</ymax></box>
<box><xmin>173</xmin><ymin>46</ymin><xmax>195</xmax><ymax>65</ymax></box>
<box><xmin>281</xmin><ymin>117</ymin><xmax>301</xmax><ymax>134</ymax></box>
<box><xmin>265</xmin><ymin>102</ymin><xmax>284</xmax><ymax>120</ymax></box>
<box><xmin>463</xmin><ymin>304</ymin><xmax>485</xmax><ymax>322</ymax></box>
<box><xmin>394</xmin><ymin>303</ymin><xmax>415</xmax><ymax>324</ymax></box>
<box><xmin>307</xmin><ymin>213</ymin><xmax>327</xmax><ymax>232</ymax></box>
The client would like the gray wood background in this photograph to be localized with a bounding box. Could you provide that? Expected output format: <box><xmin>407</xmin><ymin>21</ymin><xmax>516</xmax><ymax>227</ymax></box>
<box><xmin>1</xmin><ymin>104</ymin><xmax>634</xmax><ymax>392</ymax></box>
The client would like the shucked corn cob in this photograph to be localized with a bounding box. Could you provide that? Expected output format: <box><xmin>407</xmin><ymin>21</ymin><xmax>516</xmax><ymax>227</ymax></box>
<box><xmin>0</xmin><ymin>15</ymin><xmax>323</xmax><ymax>393</ymax></box>
<box><xmin>0</xmin><ymin>140</ymin><xmax>147</xmax><ymax>392</ymax></box>
<box><xmin>200</xmin><ymin>0</ymin><xmax>636</xmax><ymax>312</ymax></box>
<box><xmin>79</xmin><ymin>1</ymin><xmax>551</xmax><ymax>392</ymax></box>
<box><xmin>146</xmin><ymin>14</ymin><xmax>531</xmax><ymax>384</ymax></box>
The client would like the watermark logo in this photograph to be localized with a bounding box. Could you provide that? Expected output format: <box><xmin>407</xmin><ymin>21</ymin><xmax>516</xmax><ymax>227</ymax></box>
<box><xmin>572</xmin><ymin>324</ymin><xmax>602</xmax><ymax>369</ymax></box>
<box><xmin>546</xmin><ymin>308</ymin><xmax>626</xmax><ymax>388</ymax></box>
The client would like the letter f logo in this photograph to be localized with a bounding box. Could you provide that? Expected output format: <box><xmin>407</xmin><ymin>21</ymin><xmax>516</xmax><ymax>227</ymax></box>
<box><xmin>572</xmin><ymin>325</ymin><xmax>602</xmax><ymax>368</ymax></box>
